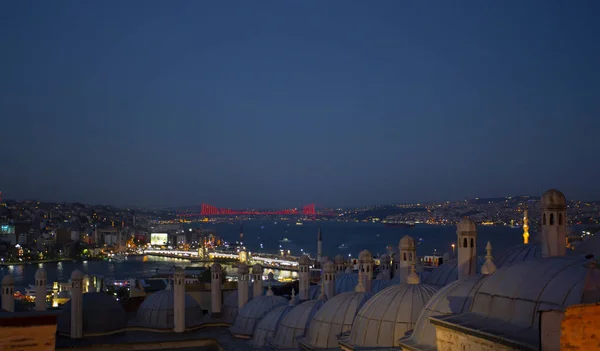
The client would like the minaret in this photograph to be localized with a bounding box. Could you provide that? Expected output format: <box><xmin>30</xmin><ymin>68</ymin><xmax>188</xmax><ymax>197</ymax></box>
<box><xmin>541</xmin><ymin>189</ymin><xmax>567</xmax><ymax>257</ymax></box>
<box><xmin>211</xmin><ymin>263</ymin><xmax>222</xmax><ymax>317</ymax></box>
<box><xmin>173</xmin><ymin>266</ymin><xmax>185</xmax><ymax>333</ymax></box>
<box><xmin>252</xmin><ymin>264</ymin><xmax>264</xmax><ymax>299</ymax></box>
<box><xmin>298</xmin><ymin>255</ymin><xmax>310</xmax><ymax>300</ymax></box>
<box><xmin>399</xmin><ymin>235</ymin><xmax>416</xmax><ymax>283</ymax></box>
<box><xmin>323</xmin><ymin>261</ymin><xmax>336</xmax><ymax>299</ymax></box>
<box><xmin>358</xmin><ymin>250</ymin><xmax>373</xmax><ymax>292</ymax></box>
<box><xmin>522</xmin><ymin>209</ymin><xmax>530</xmax><ymax>244</ymax></box>
<box><xmin>35</xmin><ymin>268</ymin><xmax>47</xmax><ymax>311</ymax></box>
<box><xmin>237</xmin><ymin>263</ymin><xmax>250</xmax><ymax>309</ymax></box>
<box><xmin>481</xmin><ymin>241</ymin><xmax>497</xmax><ymax>275</ymax></box>
<box><xmin>457</xmin><ymin>217</ymin><xmax>477</xmax><ymax>279</ymax></box>
<box><xmin>1</xmin><ymin>275</ymin><xmax>15</xmax><ymax>312</ymax></box>
<box><xmin>407</xmin><ymin>264</ymin><xmax>420</xmax><ymax>284</ymax></box>
<box><xmin>317</xmin><ymin>228</ymin><xmax>323</xmax><ymax>266</ymax></box>
<box><xmin>379</xmin><ymin>253</ymin><xmax>391</xmax><ymax>280</ymax></box>
<box><xmin>70</xmin><ymin>270</ymin><xmax>83</xmax><ymax>338</ymax></box>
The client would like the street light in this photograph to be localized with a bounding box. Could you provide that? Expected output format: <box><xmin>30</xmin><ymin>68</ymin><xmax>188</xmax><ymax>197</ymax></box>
<box><xmin>451</xmin><ymin>244</ymin><xmax>456</xmax><ymax>259</ymax></box>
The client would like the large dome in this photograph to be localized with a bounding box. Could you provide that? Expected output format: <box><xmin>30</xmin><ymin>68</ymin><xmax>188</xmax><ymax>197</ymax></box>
<box><xmin>136</xmin><ymin>289</ymin><xmax>203</xmax><ymax>329</ymax></box>
<box><xmin>230</xmin><ymin>294</ymin><xmax>287</xmax><ymax>338</ymax></box>
<box><xmin>298</xmin><ymin>290</ymin><xmax>373</xmax><ymax>349</ymax></box>
<box><xmin>222</xmin><ymin>284</ymin><xmax>254</xmax><ymax>323</ymax></box>
<box><xmin>57</xmin><ymin>292</ymin><xmax>127</xmax><ymax>335</ymax></box>
<box><xmin>423</xmin><ymin>257</ymin><xmax>485</xmax><ymax>287</ymax></box>
<box><xmin>397</xmin><ymin>274</ymin><xmax>487</xmax><ymax>351</ymax></box>
<box><xmin>345</xmin><ymin>283</ymin><xmax>439</xmax><ymax>348</ymax></box>
<box><xmin>434</xmin><ymin>255</ymin><xmax>600</xmax><ymax>349</ymax></box>
<box><xmin>268</xmin><ymin>299</ymin><xmax>327</xmax><ymax>350</ymax></box>
<box><xmin>248</xmin><ymin>304</ymin><xmax>294</xmax><ymax>349</ymax></box>
<box><xmin>495</xmin><ymin>243</ymin><xmax>543</xmax><ymax>268</ymax></box>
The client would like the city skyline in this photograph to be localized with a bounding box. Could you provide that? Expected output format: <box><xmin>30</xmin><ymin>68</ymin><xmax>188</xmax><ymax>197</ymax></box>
<box><xmin>1</xmin><ymin>1</ymin><xmax>599</xmax><ymax>208</ymax></box>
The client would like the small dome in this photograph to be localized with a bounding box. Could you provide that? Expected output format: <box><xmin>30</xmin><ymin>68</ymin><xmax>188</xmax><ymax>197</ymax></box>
<box><xmin>457</xmin><ymin>217</ymin><xmax>476</xmax><ymax>233</ymax></box>
<box><xmin>222</xmin><ymin>285</ymin><xmax>254</xmax><ymax>323</ymax></box>
<box><xmin>299</xmin><ymin>290</ymin><xmax>373</xmax><ymax>349</ymax></box>
<box><xmin>399</xmin><ymin>235</ymin><xmax>415</xmax><ymax>250</ymax></box>
<box><xmin>71</xmin><ymin>270</ymin><xmax>84</xmax><ymax>281</ymax></box>
<box><xmin>35</xmin><ymin>268</ymin><xmax>47</xmax><ymax>280</ymax></box>
<box><xmin>298</xmin><ymin>255</ymin><xmax>311</xmax><ymax>265</ymax></box>
<box><xmin>1</xmin><ymin>275</ymin><xmax>14</xmax><ymax>285</ymax></box>
<box><xmin>347</xmin><ymin>283</ymin><xmax>439</xmax><ymax>348</ymax></box>
<box><xmin>423</xmin><ymin>257</ymin><xmax>485</xmax><ymax>287</ymax></box>
<box><xmin>541</xmin><ymin>189</ymin><xmax>566</xmax><ymax>206</ymax></box>
<box><xmin>380</xmin><ymin>253</ymin><xmax>390</xmax><ymax>264</ymax></box>
<box><xmin>57</xmin><ymin>292</ymin><xmax>127</xmax><ymax>335</ymax></box>
<box><xmin>358</xmin><ymin>250</ymin><xmax>372</xmax><ymax>263</ymax></box>
<box><xmin>249</xmin><ymin>304</ymin><xmax>294</xmax><ymax>348</ymax></box>
<box><xmin>238</xmin><ymin>263</ymin><xmax>249</xmax><ymax>275</ymax></box>
<box><xmin>323</xmin><ymin>261</ymin><xmax>335</xmax><ymax>273</ymax></box>
<box><xmin>136</xmin><ymin>289</ymin><xmax>203</xmax><ymax>329</ymax></box>
<box><xmin>371</xmin><ymin>279</ymin><xmax>392</xmax><ymax>293</ymax></box>
<box><xmin>212</xmin><ymin>263</ymin><xmax>222</xmax><ymax>273</ymax></box>
<box><xmin>495</xmin><ymin>243</ymin><xmax>543</xmax><ymax>268</ymax></box>
<box><xmin>230</xmin><ymin>294</ymin><xmax>288</xmax><ymax>338</ymax></box>
<box><xmin>336</xmin><ymin>273</ymin><xmax>359</xmax><ymax>294</ymax></box>
<box><xmin>269</xmin><ymin>299</ymin><xmax>326</xmax><ymax>350</ymax></box>
<box><xmin>334</xmin><ymin>254</ymin><xmax>345</xmax><ymax>264</ymax></box>
<box><xmin>398</xmin><ymin>274</ymin><xmax>487</xmax><ymax>351</ymax></box>
<box><xmin>252</xmin><ymin>264</ymin><xmax>263</xmax><ymax>274</ymax></box>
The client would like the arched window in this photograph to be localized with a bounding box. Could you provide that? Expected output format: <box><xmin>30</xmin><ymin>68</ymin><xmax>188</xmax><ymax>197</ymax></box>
<box><xmin>470</xmin><ymin>238</ymin><xmax>474</xmax><ymax>248</ymax></box>
<box><xmin>559</xmin><ymin>213</ymin><xmax>563</xmax><ymax>225</ymax></box>
<box><xmin>550</xmin><ymin>213</ymin><xmax>555</xmax><ymax>225</ymax></box>
<box><xmin>543</xmin><ymin>213</ymin><xmax>546</xmax><ymax>225</ymax></box>
<box><xmin>403</xmin><ymin>252</ymin><xmax>407</xmax><ymax>261</ymax></box>
<box><xmin>367</xmin><ymin>266</ymin><xmax>370</xmax><ymax>273</ymax></box>
<box><xmin>463</xmin><ymin>238</ymin><xmax>467</xmax><ymax>248</ymax></box>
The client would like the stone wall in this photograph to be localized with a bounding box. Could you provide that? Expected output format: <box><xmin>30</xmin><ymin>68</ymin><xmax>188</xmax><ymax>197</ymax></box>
<box><xmin>560</xmin><ymin>303</ymin><xmax>600</xmax><ymax>350</ymax></box>
<box><xmin>435</xmin><ymin>326</ymin><xmax>518</xmax><ymax>351</ymax></box>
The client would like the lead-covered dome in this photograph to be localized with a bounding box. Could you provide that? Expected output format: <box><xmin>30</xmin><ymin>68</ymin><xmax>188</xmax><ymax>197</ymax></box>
<box><xmin>136</xmin><ymin>289</ymin><xmax>203</xmax><ymax>329</ymax></box>
<box><xmin>249</xmin><ymin>304</ymin><xmax>294</xmax><ymax>348</ymax></box>
<box><xmin>230</xmin><ymin>293</ymin><xmax>287</xmax><ymax>338</ymax></box>
<box><xmin>423</xmin><ymin>257</ymin><xmax>485</xmax><ymax>287</ymax></box>
<box><xmin>398</xmin><ymin>274</ymin><xmax>487</xmax><ymax>351</ymax></box>
<box><xmin>268</xmin><ymin>299</ymin><xmax>327</xmax><ymax>350</ymax></box>
<box><xmin>298</xmin><ymin>290</ymin><xmax>373</xmax><ymax>349</ymax></box>
<box><xmin>222</xmin><ymin>283</ymin><xmax>254</xmax><ymax>323</ymax></box>
<box><xmin>344</xmin><ymin>282</ymin><xmax>439</xmax><ymax>348</ymax></box>
<box><xmin>57</xmin><ymin>292</ymin><xmax>127</xmax><ymax>335</ymax></box>
<box><xmin>495</xmin><ymin>243</ymin><xmax>543</xmax><ymax>268</ymax></box>
<box><xmin>457</xmin><ymin>217</ymin><xmax>476</xmax><ymax>232</ymax></box>
<box><xmin>541</xmin><ymin>189</ymin><xmax>566</xmax><ymax>206</ymax></box>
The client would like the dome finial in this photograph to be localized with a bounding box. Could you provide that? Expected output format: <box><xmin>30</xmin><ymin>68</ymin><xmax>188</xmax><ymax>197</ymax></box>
<box><xmin>523</xmin><ymin>208</ymin><xmax>530</xmax><ymax>244</ymax></box>
<box><xmin>407</xmin><ymin>264</ymin><xmax>420</xmax><ymax>284</ymax></box>
<box><xmin>355</xmin><ymin>268</ymin><xmax>366</xmax><ymax>292</ymax></box>
<box><xmin>481</xmin><ymin>241</ymin><xmax>497</xmax><ymax>275</ymax></box>
<box><xmin>266</xmin><ymin>280</ymin><xmax>274</xmax><ymax>296</ymax></box>
<box><xmin>318</xmin><ymin>275</ymin><xmax>327</xmax><ymax>300</ymax></box>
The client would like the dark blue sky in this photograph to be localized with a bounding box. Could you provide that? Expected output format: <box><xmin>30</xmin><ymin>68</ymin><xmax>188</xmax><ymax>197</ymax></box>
<box><xmin>1</xmin><ymin>1</ymin><xmax>599</xmax><ymax>208</ymax></box>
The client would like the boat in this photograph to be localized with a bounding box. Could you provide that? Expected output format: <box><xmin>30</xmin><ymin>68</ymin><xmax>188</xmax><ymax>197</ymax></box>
<box><xmin>295</xmin><ymin>221</ymin><xmax>303</xmax><ymax>226</ymax></box>
<box><xmin>383</xmin><ymin>221</ymin><xmax>415</xmax><ymax>228</ymax></box>
<box><xmin>279</xmin><ymin>238</ymin><xmax>292</xmax><ymax>244</ymax></box>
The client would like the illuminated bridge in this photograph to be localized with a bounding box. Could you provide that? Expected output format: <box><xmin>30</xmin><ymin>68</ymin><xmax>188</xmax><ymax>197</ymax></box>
<box><xmin>178</xmin><ymin>204</ymin><xmax>335</xmax><ymax>217</ymax></box>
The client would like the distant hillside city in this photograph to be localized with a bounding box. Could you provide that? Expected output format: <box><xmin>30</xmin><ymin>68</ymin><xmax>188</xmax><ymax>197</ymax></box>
<box><xmin>0</xmin><ymin>193</ymin><xmax>598</xmax><ymax>264</ymax></box>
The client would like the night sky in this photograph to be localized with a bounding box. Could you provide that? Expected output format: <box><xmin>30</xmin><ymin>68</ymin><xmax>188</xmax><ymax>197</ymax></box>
<box><xmin>1</xmin><ymin>1</ymin><xmax>598</xmax><ymax>208</ymax></box>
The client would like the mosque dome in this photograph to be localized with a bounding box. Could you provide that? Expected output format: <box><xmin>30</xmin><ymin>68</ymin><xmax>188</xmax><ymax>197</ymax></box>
<box><xmin>71</xmin><ymin>270</ymin><xmax>84</xmax><ymax>281</ymax></box>
<box><xmin>35</xmin><ymin>268</ymin><xmax>47</xmax><ymax>279</ymax></box>
<box><xmin>399</xmin><ymin>235</ymin><xmax>415</xmax><ymax>250</ymax></box>
<box><xmin>370</xmin><ymin>279</ymin><xmax>392</xmax><ymax>293</ymax></box>
<box><xmin>398</xmin><ymin>274</ymin><xmax>487</xmax><ymax>351</ymax></box>
<box><xmin>249</xmin><ymin>304</ymin><xmax>294</xmax><ymax>348</ymax></box>
<box><xmin>299</xmin><ymin>290</ymin><xmax>373</xmax><ymax>349</ymax></box>
<box><xmin>298</xmin><ymin>255</ymin><xmax>311</xmax><ymax>265</ymax></box>
<box><xmin>309</xmin><ymin>284</ymin><xmax>321</xmax><ymax>300</ymax></box>
<box><xmin>222</xmin><ymin>284</ymin><xmax>254</xmax><ymax>323</ymax></box>
<box><xmin>269</xmin><ymin>299</ymin><xmax>327</xmax><ymax>350</ymax></box>
<box><xmin>379</xmin><ymin>253</ymin><xmax>390</xmax><ymax>264</ymax></box>
<box><xmin>359</xmin><ymin>250</ymin><xmax>373</xmax><ymax>263</ymax></box>
<box><xmin>345</xmin><ymin>282</ymin><xmax>439</xmax><ymax>348</ymax></box>
<box><xmin>423</xmin><ymin>257</ymin><xmax>485</xmax><ymax>287</ymax></box>
<box><xmin>1</xmin><ymin>274</ymin><xmax>14</xmax><ymax>285</ymax></box>
<box><xmin>335</xmin><ymin>272</ymin><xmax>358</xmax><ymax>294</ymax></box>
<box><xmin>495</xmin><ymin>243</ymin><xmax>543</xmax><ymax>268</ymax></box>
<box><xmin>457</xmin><ymin>217</ymin><xmax>477</xmax><ymax>232</ymax></box>
<box><xmin>230</xmin><ymin>293</ymin><xmax>287</xmax><ymax>338</ymax></box>
<box><xmin>57</xmin><ymin>292</ymin><xmax>127</xmax><ymax>335</ymax></box>
<box><xmin>541</xmin><ymin>189</ymin><xmax>566</xmax><ymax>206</ymax></box>
<box><xmin>334</xmin><ymin>254</ymin><xmax>345</xmax><ymax>265</ymax></box>
<box><xmin>136</xmin><ymin>289</ymin><xmax>203</xmax><ymax>329</ymax></box>
<box><xmin>323</xmin><ymin>261</ymin><xmax>335</xmax><ymax>273</ymax></box>
<box><xmin>434</xmin><ymin>255</ymin><xmax>600</xmax><ymax>349</ymax></box>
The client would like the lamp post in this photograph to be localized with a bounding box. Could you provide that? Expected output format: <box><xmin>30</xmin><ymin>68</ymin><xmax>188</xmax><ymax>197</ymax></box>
<box><xmin>451</xmin><ymin>244</ymin><xmax>455</xmax><ymax>259</ymax></box>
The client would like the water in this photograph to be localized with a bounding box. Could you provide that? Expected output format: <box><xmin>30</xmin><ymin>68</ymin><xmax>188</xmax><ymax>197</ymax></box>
<box><xmin>2</xmin><ymin>221</ymin><xmax>524</xmax><ymax>290</ymax></box>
